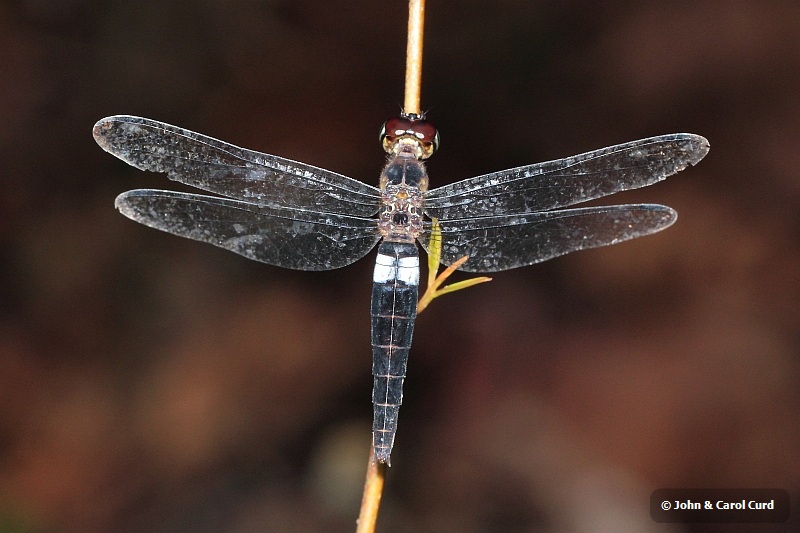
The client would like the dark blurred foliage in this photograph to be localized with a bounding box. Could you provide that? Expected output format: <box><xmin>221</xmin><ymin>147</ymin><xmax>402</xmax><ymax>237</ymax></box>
<box><xmin>1</xmin><ymin>1</ymin><xmax>799</xmax><ymax>532</ymax></box>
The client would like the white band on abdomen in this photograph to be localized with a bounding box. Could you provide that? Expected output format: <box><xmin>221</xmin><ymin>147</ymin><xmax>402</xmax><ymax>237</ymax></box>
<box><xmin>373</xmin><ymin>253</ymin><xmax>419</xmax><ymax>285</ymax></box>
<box><xmin>397</xmin><ymin>256</ymin><xmax>420</xmax><ymax>285</ymax></box>
<box><xmin>373</xmin><ymin>253</ymin><xmax>395</xmax><ymax>283</ymax></box>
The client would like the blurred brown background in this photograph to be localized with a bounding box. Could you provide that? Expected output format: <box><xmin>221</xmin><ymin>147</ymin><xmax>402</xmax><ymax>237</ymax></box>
<box><xmin>1</xmin><ymin>1</ymin><xmax>799</xmax><ymax>532</ymax></box>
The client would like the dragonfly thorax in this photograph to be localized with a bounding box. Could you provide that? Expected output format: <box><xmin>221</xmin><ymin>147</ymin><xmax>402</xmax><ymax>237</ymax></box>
<box><xmin>378</xmin><ymin>150</ymin><xmax>427</xmax><ymax>242</ymax></box>
<box><xmin>379</xmin><ymin>150</ymin><xmax>429</xmax><ymax>190</ymax></box>
<box><xmin>378</xmin><ymin>184</ymin><xmax>424</xmax><ymax>242</ymax></box>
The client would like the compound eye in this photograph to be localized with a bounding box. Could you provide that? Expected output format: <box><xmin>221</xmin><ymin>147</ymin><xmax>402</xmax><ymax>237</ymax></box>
<box><xmin>409</xmin><ymin>120</ymin><xmax>434</xmax><ymax>142</ymax></box>
<box><xmin>408</xmin><ymin>119</ymin><xmax>439</xmax><ymax>157</ymax></box>
<box><xmin>379</xmin><ymin>115</ymin><xmax>439</xmax><ymax>158</ymax></box>
<box><xmin>379</xmin><ymin>116</ymin><xmax>413</xmax><ymax>147</ymax></box>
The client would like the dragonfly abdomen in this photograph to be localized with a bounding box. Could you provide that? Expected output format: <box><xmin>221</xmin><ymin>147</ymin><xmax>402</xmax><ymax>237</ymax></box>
<box><xmin>370</xmin><ymin>241</ymin><xmax>419</xmax><ymax>464</ymax></box>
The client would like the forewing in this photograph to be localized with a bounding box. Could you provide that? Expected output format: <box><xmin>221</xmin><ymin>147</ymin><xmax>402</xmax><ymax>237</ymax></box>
<box><xmin>94</xmin><ymin>116</ymin><xmax>382</xmax><ymax>217</ymax></box>
<box><xmin>117</xmin><ymin>189</ymin><xmax>381</xmax><ymax>270</ymax></box>
<box><xmin>419</xmin><ymin>205</ymin><xmax>676</xmax><ymax>272</ymax></box>
<box><xmin>424</xmin><ymin>134</ymin><xmax>708</xmax><ymax>219</ymax></box>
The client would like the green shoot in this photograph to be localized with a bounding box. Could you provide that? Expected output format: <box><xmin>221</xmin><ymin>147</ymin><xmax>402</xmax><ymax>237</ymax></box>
<box><xmin>417</xmin><ymin>219</ymin><xmax>491</xmax><ymax>314</ymax></box>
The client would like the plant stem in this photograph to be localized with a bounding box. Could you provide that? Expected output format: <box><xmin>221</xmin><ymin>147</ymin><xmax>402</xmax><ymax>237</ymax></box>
<box><xmin>356</xmin><ymin>447</ymin><xmax>387</xmax><ymax>533</ymax></box>
<box><xmin>404</xmin><ymin>0</ymin><xmax>426</xmax><ymax>115</ymax></box>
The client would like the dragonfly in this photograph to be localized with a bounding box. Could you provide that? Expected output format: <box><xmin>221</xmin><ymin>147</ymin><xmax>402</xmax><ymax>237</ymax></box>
<box><xmin>93</xmin><ymin>114</ymin><xmax>709</xmax><ymax>464</ymax></box>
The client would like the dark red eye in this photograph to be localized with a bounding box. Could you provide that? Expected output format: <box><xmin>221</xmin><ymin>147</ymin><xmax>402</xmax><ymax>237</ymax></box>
<box><xmin>407</xmin><ymin>118</ymin><xmax>437</xmax><ymax>144</ymax></box>
<box><xmin>383</xmin><ymin>116</ymin><xmax>414</xmax><ymax>138</ymax></box>
<box><xmin>379</xmin><ymin>114</ymin><xmax>440</xmax><ymax>158</ymax></box>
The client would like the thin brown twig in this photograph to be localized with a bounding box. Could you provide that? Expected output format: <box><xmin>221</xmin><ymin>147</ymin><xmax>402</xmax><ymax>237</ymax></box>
<box><xmin>357</xmin><ymin>3</ymin><xmax>426</xmax><ymax>531</ymax></box>
<box><xmin>404</xmin><ymin>0</ymin><xmax>426</xmax><ymax>115</ymax></box>
<box><xmin>356</xmin><ymin>447</ymin><xmax>387</xmax><ymax>533</ymax></box>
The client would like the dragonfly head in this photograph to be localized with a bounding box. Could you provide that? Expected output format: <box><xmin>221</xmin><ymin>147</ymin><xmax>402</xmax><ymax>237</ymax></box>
<box><xmin>379</xmin><ymin>114</ymin><xmax>439</xmax><ymax>160</ymax></box>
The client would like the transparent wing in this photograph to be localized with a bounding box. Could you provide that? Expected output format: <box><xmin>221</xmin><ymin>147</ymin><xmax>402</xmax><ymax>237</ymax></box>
<box><xmin>419</xmin><ymin>205</ymin><xmax>676</xmax><ymax>272</ymax></box>
<box><xmin>94</xmin><ymin>116</ymin><xmax>382</xmax><ymax>217</ymax></box>
<box><xmin>117</xmin><ymin>189</ymin><xmax>381</xmax><ymax>270</ymax></box>
<box><xmin>424</xmin><ymin>134</ymin><xmax>708</xmax><ymax>219</ymax></box>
